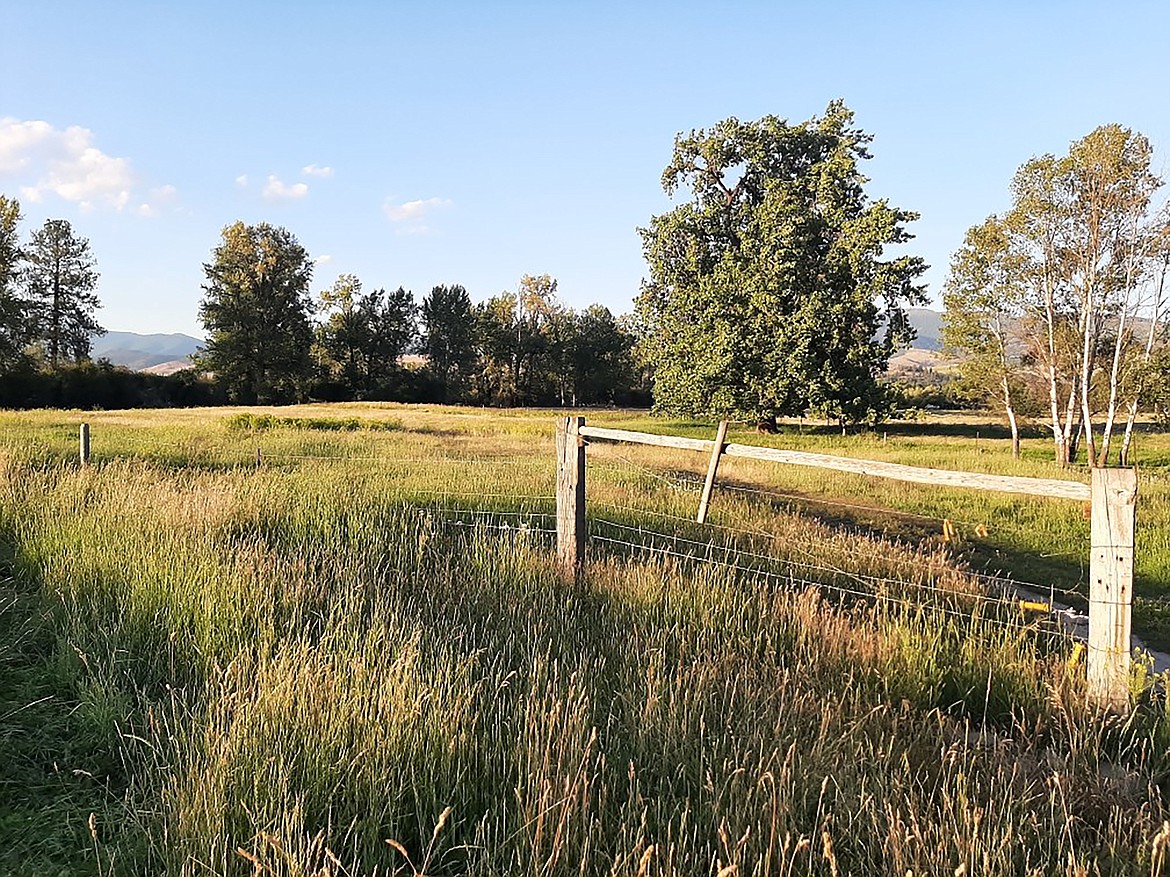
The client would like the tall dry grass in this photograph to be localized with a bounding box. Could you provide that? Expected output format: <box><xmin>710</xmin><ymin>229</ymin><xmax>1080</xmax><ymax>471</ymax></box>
<box><xmin>1</xmin><ymin>409</ymin><xmax>1170</xmax><ymax>874</ymax></box>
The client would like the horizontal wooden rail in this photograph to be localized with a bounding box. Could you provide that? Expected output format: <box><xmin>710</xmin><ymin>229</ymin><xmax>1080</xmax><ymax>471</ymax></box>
<box><xmin>580</xmin><ymin>426</ymin><xmax>712</xmax><ymax>453</ymax></box>
<box><xmin>579</xmin><ymin>425</ymin><xmax>1091</xmax><ymax>501</ymax></box>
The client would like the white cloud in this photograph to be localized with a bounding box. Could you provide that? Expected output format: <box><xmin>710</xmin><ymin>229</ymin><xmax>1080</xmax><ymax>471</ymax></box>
<box><xmin>235</xmin><ymin>174</ymin><xmax>249</xmax><ymax>188</ymax></box>
<box><xmin>0</xmin><ymin>119</ymin><xmax>53</xmax><ymax>173</ymax></box>
<box><xmin>0</xmin><ymin>117</ymin><xmax>137</xmax><ymax>210</ymax></box>
<box><xmin>313</xmin><ymin>254</ymin><xmax>334</xmax><ymax>266</ymax></box>
<box><xmin>263</xmin><ymin>174</ymin><xmax>309</xmax><ymax>201</ymax></box>
<box><xmin>302</xmin><ymin>164</ymin><xmax>334</xmax><ymax>178</ymax></box>
<box><xmin>135</xmin><ymin>185</ymin><xmax>177</xmax><ymax>219</ymax></box>
<box><xmin>383</xmin><ymin>196</ymin><xmax>451</xmax><ymax>222</ymax></box>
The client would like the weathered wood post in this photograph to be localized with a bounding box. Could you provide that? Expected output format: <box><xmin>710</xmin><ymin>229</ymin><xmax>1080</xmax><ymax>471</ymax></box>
<box><xmin>696</xmin><ymin>420</ymin><xmax>729</xmax><ymax>524</ymax></box>
<box><xmin>1087</xmin><ymin>467</ymin><xmax>1138</xmax><ymax>712</ymax></box>
<box><xmin>79</xmin><ymin>423</ymin><xmax>90</xmax><ymax>466</ymax></box>
<box><xmin>556</xmin><ymin>416</ymin><xmax>586</xmax><ymax>581</ymax></box>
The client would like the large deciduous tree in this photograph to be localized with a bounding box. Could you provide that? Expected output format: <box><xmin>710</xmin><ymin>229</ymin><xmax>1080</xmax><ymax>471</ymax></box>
<box><xmin>315</xmin><ymin>275</ymin><xmax>417</xmax><ymax>398</ymax></box>
<box><xmin>199</xmin><ymin>221</ymin><xmax>315</xmax><ymax>404</ymax></box>
<box><xmin>636</xmin><ymin>102</ymin><xmax>926</xmax><ymax>429</ymax></box>
<box><xmin>421</xmin><ymin>284</ymin><xmax>476</xmax><ymax>402</ymax></box>
<box><xmin>22</xmin><ymin>218</ymin><xmax>103</xmax><ymax>367</ymax></box>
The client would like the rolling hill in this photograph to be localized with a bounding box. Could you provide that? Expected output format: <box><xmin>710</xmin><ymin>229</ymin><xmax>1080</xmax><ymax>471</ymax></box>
<box><xmin>90</xmin><ymin>331</ymin><xmax>202</xmax><ymax>370</ymax></box>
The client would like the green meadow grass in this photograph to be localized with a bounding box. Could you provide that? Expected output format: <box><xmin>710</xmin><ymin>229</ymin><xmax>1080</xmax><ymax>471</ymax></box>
<box><xmin>3</xmin><ymin>405</ymin><xmax>1170</xmax><ymax>874</ymax></box>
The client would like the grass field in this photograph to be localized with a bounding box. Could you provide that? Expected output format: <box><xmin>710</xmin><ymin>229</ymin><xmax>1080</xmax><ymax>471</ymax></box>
<box><xmin>3</xmin><ymin>404</ymin><xmax>1170</xmax><ymax>875</ymax></box>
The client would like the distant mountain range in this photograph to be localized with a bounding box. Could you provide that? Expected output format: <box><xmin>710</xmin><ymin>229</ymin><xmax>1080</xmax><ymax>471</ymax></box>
<box><xmin>90</xmin><ymin>331</ymin><xmax>202</xmax><ymax>371</ymax></box>
<box><xmin>905</xmin><ymin>307</ymin><xmax>942</xmax><ymax>351</ymax></box>
<box><xmin>87</xmin><ymin>309</ymin><xmax>945</xmax><ymax>374</ymax></box>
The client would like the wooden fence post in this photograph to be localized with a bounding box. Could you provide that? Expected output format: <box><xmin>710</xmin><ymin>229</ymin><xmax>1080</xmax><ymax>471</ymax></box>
<box><xmin>1087</xmin><ymin>467</ymin><xmax>1137</xmax><ymax>712</ymax></box>
<box><xmin>79</xmin><ymin>423</ymin><xmax>90</xmax><ymax>466</ymax></box>
<box><xmin>556</xmin><ymin>416</ymin><xmax>586</xmax><ymax>581</ymax></box>
<box><xmin>696</xmin><ymin>420</ymin><xmax>729</xmax><ymax>524</ymax></box>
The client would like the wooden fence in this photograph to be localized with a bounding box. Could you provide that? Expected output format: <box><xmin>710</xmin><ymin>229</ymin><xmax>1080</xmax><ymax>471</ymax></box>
<box><xmin>555</xmin><ymin>416</ymin><xmax>1137</xmax><ymax>713</ymax></box>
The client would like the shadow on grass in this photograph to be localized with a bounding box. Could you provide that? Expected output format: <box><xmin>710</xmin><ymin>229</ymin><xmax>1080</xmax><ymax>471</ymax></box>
<box><xmin>0</xmin><ymin>533</ymin><xmax>135</xmax><ymax>875</ymax></box>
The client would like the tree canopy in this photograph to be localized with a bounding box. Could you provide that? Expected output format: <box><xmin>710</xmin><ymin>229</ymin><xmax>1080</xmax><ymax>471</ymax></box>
<box><xmin>198</xmin><ymin>221</ymin><xmax>315</xmax><ymax>404</ymax></box>
<box><xmin>22</xmin><ymin>218</ymin><xmax>103</xmax><ymax>367</ymax></box>
<box><xmin>0</xmin><ymin>195</ymin><xmax>30</xmax><ymax>369</ymax></box>
<box><xmin>421</xmin><ymin>284</ymin><xmax>476</xmax><ymax>402</ymax></box>
<box><xmin>636</xmin><ymin>101</ymin><xmax>926</xmax><ymax>428</ymax></box>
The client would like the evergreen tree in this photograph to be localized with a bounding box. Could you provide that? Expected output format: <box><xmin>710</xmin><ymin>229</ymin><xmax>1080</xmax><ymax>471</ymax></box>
<box><xmin>23</xmin><ymin>218</ymin><xmax>103</xmax><ymax>367</ymax></box>
<box><xmin>0</xmin><ymin>195</ymin><xmax>30</xmax><ymax>369</ymax></box>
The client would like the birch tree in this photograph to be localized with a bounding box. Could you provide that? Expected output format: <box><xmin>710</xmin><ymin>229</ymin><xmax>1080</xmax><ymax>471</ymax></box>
<box><xmin>967</xmin><ymin>124</ymin><xmax>1166</xmax><ymax>466</ymax></box>
<box><xmin>943</xmin><ymin>217</ymin><xmax>1029</xmax><ymax>458</ymax></box>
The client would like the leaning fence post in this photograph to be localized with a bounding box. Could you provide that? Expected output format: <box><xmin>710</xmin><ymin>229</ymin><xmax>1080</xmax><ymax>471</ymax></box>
<box><xmin>1087</xmin><ymin>467</ymin><xmax>1137</xmax><ymax>712</ymax></box>
<box><xmin>79</xmin><ymin>423</ymin><xmax>90</xmax><ymax>466</ymax></box>
<box><xmin>696</xmin><ymin>420</ymin><xmax>729</xmax><ymax>524</ymax></box>
<box><xmin>556</xmin><ymin>416</ymin><xmax>586</xmax><ymax>581</ymax></box>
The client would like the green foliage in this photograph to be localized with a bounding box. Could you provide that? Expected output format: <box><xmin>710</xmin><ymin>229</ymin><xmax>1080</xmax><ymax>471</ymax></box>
<box><xmin>198</xmin><ymin>222</ymin><xmax>315</xmax><ymax>405</ymax></box>
<box><xmin>471</xmin><ymin>276</ymin><xmax>642</xmax><ymax>407</ymax></box>
<box><xmin>981</xmin><ymin>124</ymin><xmax>1167</xmax><ymax>465</ymax></box>
<box><xmin>888</xmin><ymin>380</ymin><xmax>974</xmax><ymax>412</ymax></box>
<box><xmin>636</xmin><ymin>102</ymin><xmax>926</xmax><ymax>426</ymax></box>
<box><xmin>315</xmin><ymin>275</ymin><xmax>417</xmax><ymax>399</ymax></box>
<box><xmin>21</xmin><ymin>218</ymin><xmax>103</xmax><ymax>367</ymax></box>
<box><xmin>223</xmin><ymin>412</ymin><xmax>402</xmax><ymax>432</ymax></box>
<box><xmin>0</xmin><ymin>195</ymin><xmax>31</xmax><ymax>370</ymax></box>
<box><xmin>420</xmin><ymin>284</ymin><xmax>476</xmax><ymax>402</ymax></box>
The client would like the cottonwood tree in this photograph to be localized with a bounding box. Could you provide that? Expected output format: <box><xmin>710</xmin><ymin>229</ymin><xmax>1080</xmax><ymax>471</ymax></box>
<box><xmin>473</xmin><ymin>274</ymin><xmax>561</xmax><ymax>406</ymax></box>
<box><xmin>22</xmin><ymin>218</ymin><xmax>103</xmax><ymax>366</ymax></box>
<box><xmin>356</xmin><ymin>285</ymin><xmax>416</xmax><ymax>394</ymax></box>
<box><xmin>315</xmin><ymin>276</ymin><xmax>415</xmax><ymax>397</ymax></box>
<box><xmin>199</xmin><ymin>221</ymin><xmax>315</xmax><ymax>404</ymax></box>
<box><xmin>568</xmin><ymin>304</ymin><xmax>637</xmax><ymax>405</ymax></box>
<box><xmin>316</xmin><ymin>273</ymin><xmax>366</xmax><ymax>391</ymax></box>
<box><xmin>943</xmin><ymin>217</ymin><xmax>1031</xmax><ymax>458</ymax></box>
<box><xmin>636</xmin><ymin>102</ymin><xmax>926</xmax><ymax>430</ymax></box>
<box><xmin>420</xmin><ymin>284</ymin><xmax>475</xmax><ymax>402</ymax></box>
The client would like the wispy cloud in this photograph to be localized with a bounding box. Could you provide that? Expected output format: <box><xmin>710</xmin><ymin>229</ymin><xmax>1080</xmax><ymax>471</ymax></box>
<box><xmin>0</xmin><ymin>117</ymin><xmax>168</xmax><ymax>212</ymax></box>
<box><xmin>383</xmin><ymin>196</ymin><xmax>451</xmax><ymax>234</ymax></box>
<box><xmin>313</xmin><ymin>254</ymin><xmax>334</xmax><ymax>266</ymax></box>
<box><xmin>262</xmin><ymin>174</ymin><xmax>309</xmax><ymax>201</ymax></box>
<box><xmin>302</xmin><ymin>164</ymin><xmax>334</xmax><ymax>178</ymax></box>
<box><xmin>235</xmin><ymin>174</ymin><xmax>249</xmax><ymax>188</ymax></box>
<box><xmin>136</xmin><ymin>185</ymin><xmax>178</xmax><ymax>217</ymax></box>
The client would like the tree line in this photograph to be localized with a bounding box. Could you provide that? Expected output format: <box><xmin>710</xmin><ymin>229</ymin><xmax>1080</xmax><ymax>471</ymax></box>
<box><xmin>5</xmin><ymin>105</ymin><xmax>1167</xmax><ymax>437</ymax></box>
<box><xmin>0</xmin><ymin>196</ymin><xmax>104</xmax><ymax>371</ymax></box>
<box><xmin>0</xmin><ymin>201</ymin><xmax>647</xmax><ymax>410</ymax></box>
<box><xmin>198</xmin><ymin>221</ymin><xmax>646</xmax><ymax>407</ymax></box>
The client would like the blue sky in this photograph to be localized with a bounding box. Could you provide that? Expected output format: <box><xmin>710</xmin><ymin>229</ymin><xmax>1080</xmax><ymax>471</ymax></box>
<box><xmin>3</xmin><ymin>1</ymin><xmax>1168</xmax><ymax>337</ymax></box>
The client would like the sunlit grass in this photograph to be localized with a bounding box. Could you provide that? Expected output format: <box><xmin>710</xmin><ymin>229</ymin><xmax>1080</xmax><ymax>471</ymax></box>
<box><xmin>3</xmin><ymin>405</ymin><xmax>1170</xmax><ymax>874</ymax></box>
